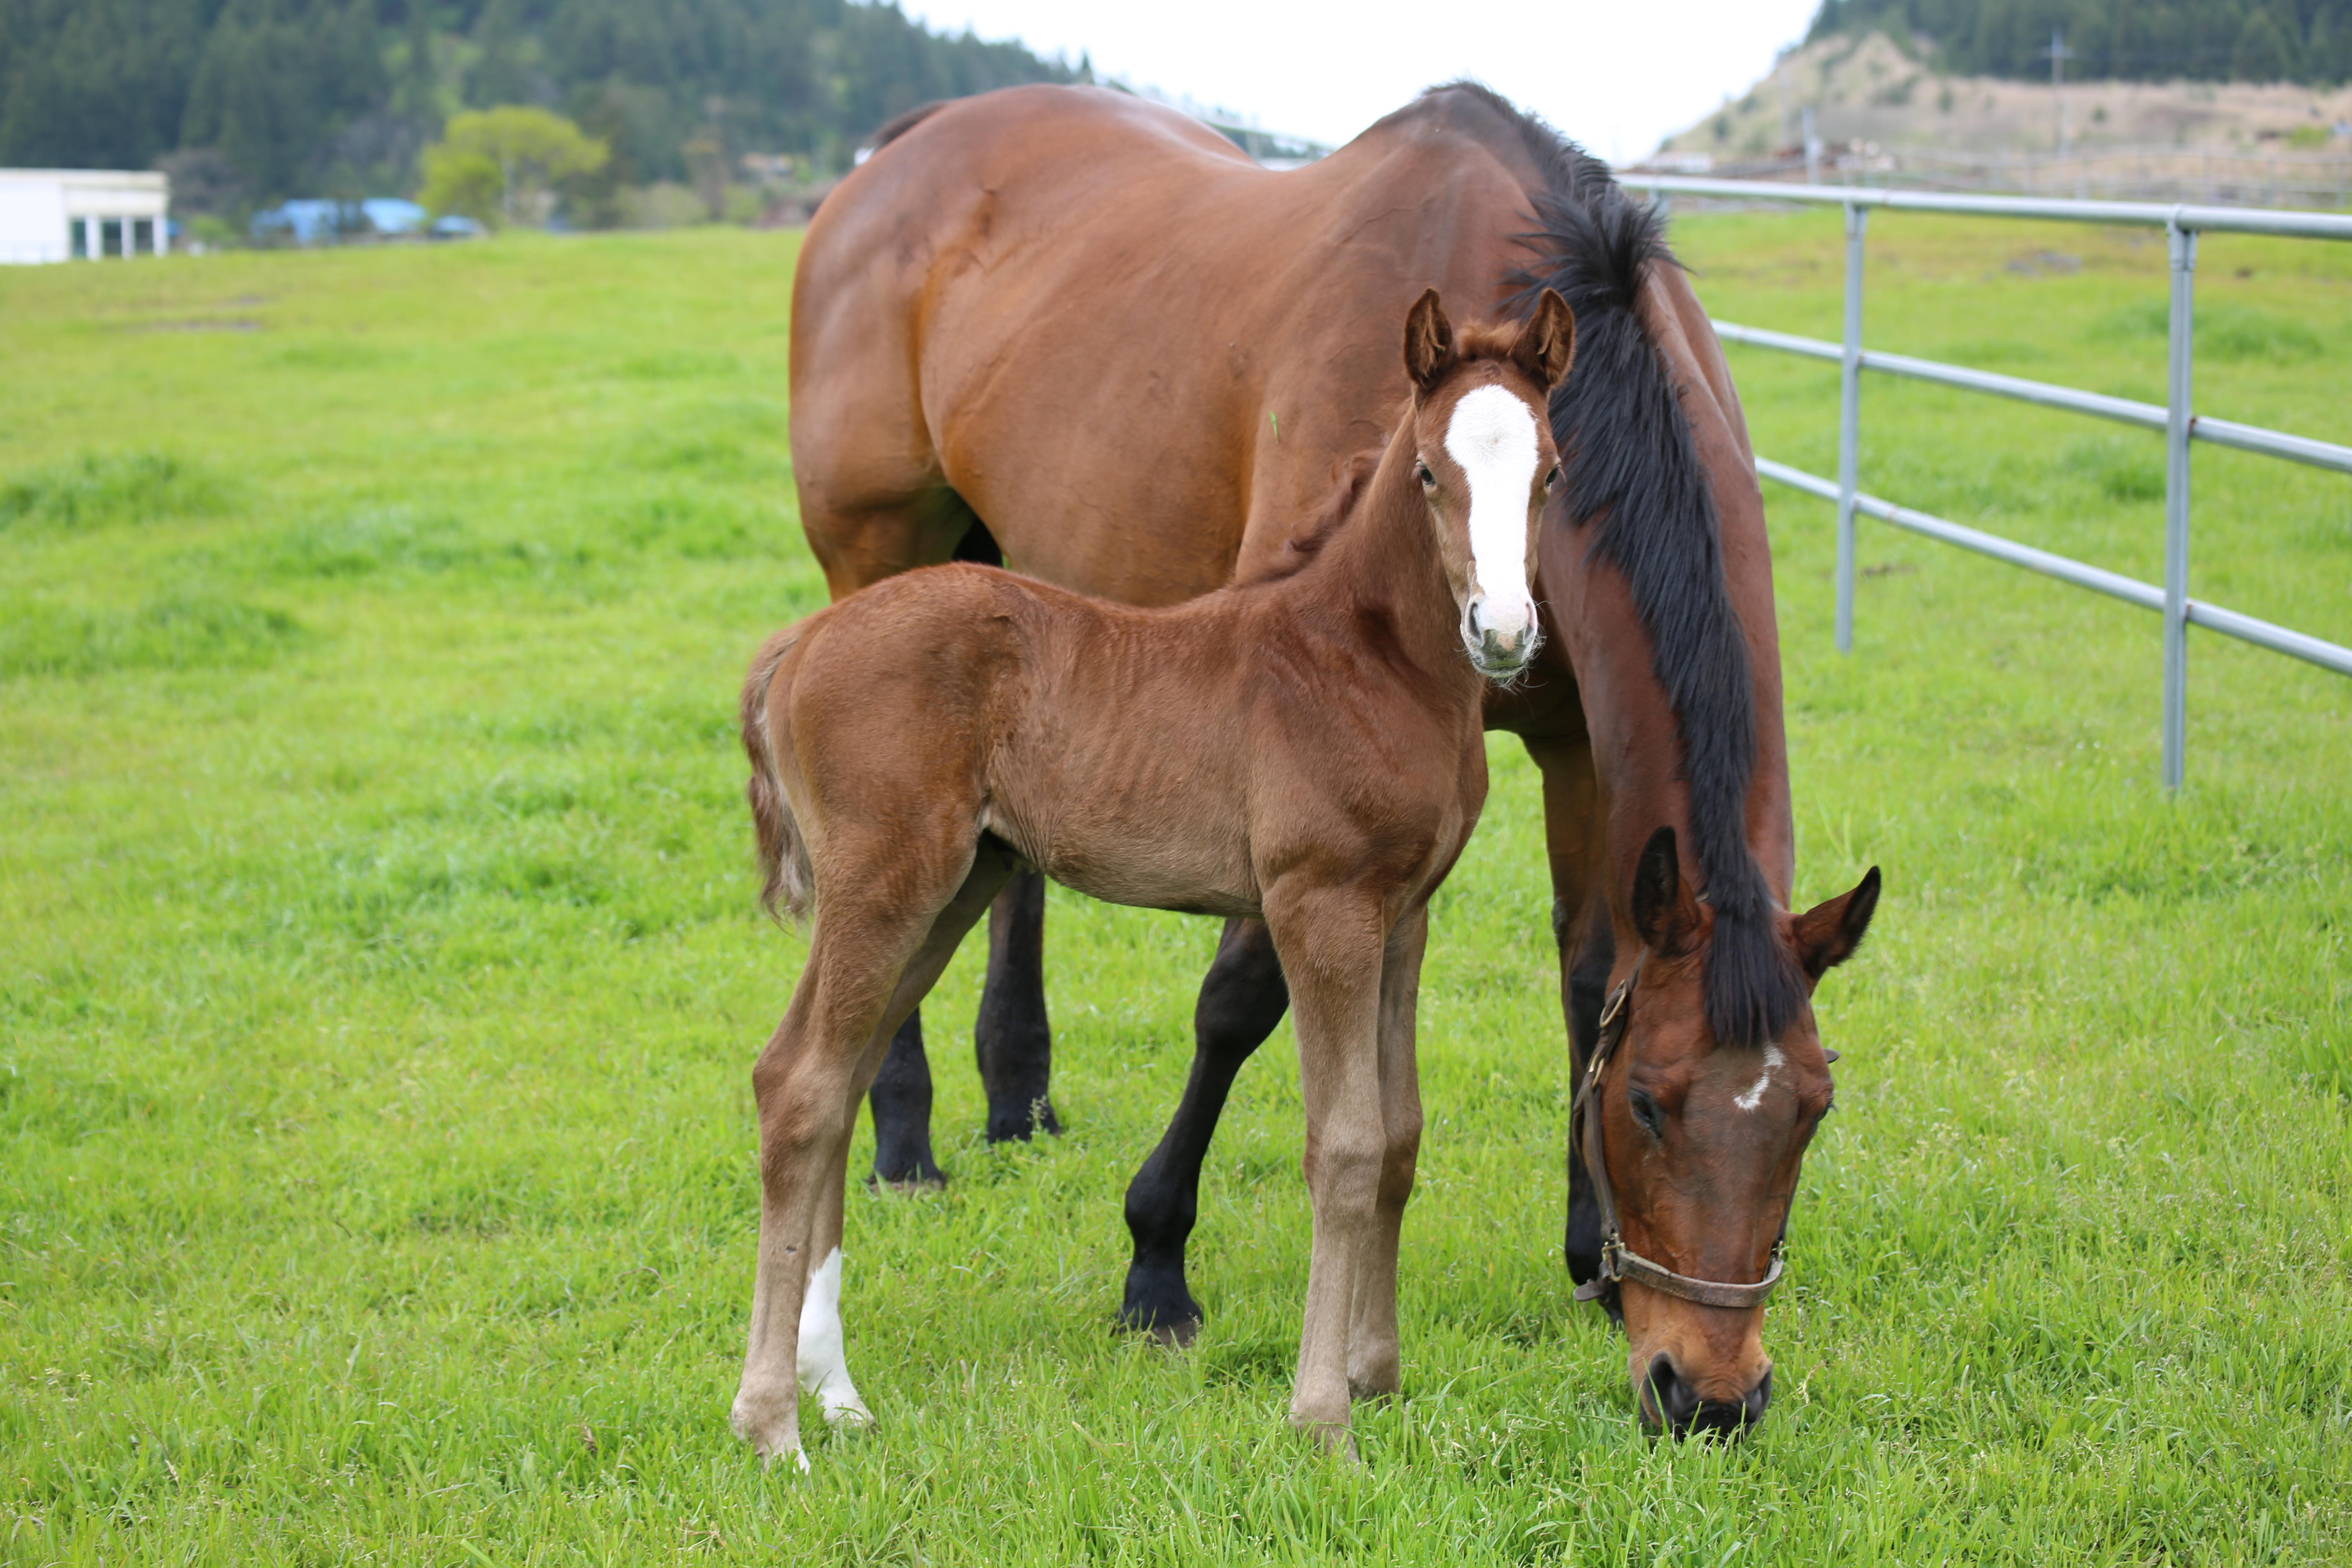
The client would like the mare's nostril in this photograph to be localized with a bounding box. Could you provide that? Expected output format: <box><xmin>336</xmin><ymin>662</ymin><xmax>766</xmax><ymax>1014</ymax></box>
<box><xmin>1644</xmin><ymin>1353</ymin><xmax>1702</xmax><ymax>1432</ymax></box>
<box><xmin>1744</xmin><ymin>1367</ymin><xmax>1773</xmax><ymax>1424</ymax></box>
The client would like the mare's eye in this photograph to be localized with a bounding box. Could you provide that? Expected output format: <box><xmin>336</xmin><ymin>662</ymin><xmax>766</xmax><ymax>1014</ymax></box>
<box><xmin>1627</xmin><ymin>1087</ymin><xmax>1666</xmax><ymax>1139</ymax></box>
<box><xmin>1544</xmin><ymin>466</ymin><xmax>1562</xmax><ymax>491</ymax></box>
<box><xmin>1417</xmin><ymin>463</ymin><xmax>1436</xmax><ymax>489</ymax></box>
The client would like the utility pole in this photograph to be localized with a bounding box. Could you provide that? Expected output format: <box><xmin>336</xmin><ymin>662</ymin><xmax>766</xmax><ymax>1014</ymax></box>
<box><xmin>2042</xmin><ymin>27</ymin><xmax>2074</xmax><ymax>159</ymax></box>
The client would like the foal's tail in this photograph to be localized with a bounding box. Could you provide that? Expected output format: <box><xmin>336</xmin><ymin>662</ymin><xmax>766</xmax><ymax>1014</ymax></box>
<box><xmin>741</xmin><ymin>623</ymin><xmax>815</xmax><ymax>923</ymax></box>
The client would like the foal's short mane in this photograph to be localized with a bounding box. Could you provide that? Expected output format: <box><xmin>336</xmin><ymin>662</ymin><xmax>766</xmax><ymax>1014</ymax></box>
<box><xmin>1247</xmin><ymin>326</ymin><xmax>1531</xmax><ymax>584</ymax></box>
<box><xmin>1417</xmin><ymin>81</ymin><xmax>1806</xmax><ymax>1049</ymax></box>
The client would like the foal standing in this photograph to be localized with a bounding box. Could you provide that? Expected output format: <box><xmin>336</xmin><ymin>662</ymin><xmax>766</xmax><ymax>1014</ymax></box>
<box><xmin>731</xmin><ymin>290</ymin><xmax>1575</xmax><ymax>1467</ymax></box>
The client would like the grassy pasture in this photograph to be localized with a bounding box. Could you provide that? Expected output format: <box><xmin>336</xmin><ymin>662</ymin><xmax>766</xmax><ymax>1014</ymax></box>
<box><xmin>1</xmin><ymin>212</ymin><xmax>2348</xmax><ymax>1566</ymax></box>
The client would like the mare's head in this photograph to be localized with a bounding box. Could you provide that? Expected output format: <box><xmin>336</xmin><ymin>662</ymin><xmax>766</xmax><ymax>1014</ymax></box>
<box><xmin>1401</xmin><ymin>287</ymin><xmax>1575</xmax><ymax>680</ymax></box>
<box><xmin>1583</xmin><ymin>826</ymin><xmax>1880</xmax><ymax>1438</ymax></box>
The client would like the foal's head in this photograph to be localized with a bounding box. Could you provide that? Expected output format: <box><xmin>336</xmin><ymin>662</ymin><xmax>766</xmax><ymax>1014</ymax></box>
<box><xmin>1401</xmin><ymin>288</ymin><xmax>1575</xmax><ymax>680</ymax></box>
<box><xmin>1587</xmin><ymin>827</ymin><xmax>1880</xmax><ymax>1439</ymax></box>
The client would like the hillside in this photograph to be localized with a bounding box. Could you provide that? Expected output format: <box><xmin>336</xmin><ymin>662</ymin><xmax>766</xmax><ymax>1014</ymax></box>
<box><xmin>1807</xmin><ymin>0</ymin><xmax>2352</xmax><ymax>84</ymax></box>
<box><xmin>0</xmin><ymin>0</ymin><xmax>1080</xmax><ymax>214</ymax></box>
<box><xmin>1655</xmin><ymin>33</ymin><xmax>2352</xmax><ymax>201</ymax></box>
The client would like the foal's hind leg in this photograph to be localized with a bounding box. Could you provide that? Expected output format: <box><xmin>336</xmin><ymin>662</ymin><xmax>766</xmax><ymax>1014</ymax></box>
<box><xmin>733</xmin><ymin>846</ymin><xmax>1017</xmax><ymax>1466</ymax></box>
<box><xmin>1119</xmin><ymin>917</ymin><xmax>1288</xmax><ymax>1343</ymax></box>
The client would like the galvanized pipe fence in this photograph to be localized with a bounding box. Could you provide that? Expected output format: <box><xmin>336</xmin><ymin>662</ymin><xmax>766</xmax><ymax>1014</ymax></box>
<box><xmin>1616</xmin><ymin>175</ymin><xmax>2352</xmax><ymax>790</ymax></box>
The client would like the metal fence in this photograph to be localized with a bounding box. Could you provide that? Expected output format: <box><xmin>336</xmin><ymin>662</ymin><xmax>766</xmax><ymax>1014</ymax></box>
<box><xmin>1616</xmin><ymin>176</ymin><xmax>2352</xmax><ymax>790</ymax></box>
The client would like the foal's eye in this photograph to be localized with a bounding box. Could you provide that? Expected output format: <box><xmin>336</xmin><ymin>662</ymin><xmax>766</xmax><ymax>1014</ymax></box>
<box><xmin>1627</xmin><ymin>1087</ymin><xmax>1666</xmax><ymax>1139</ymax></box>
<box><xmin>1544</xmin><ymin>466</ymin><xmax>1562</xmax><ymax>491</ymax></box>
<box><xmin>1417</xmin><ymin>463</ymin><xmax>1436</xmax><ymax>489</ymax></box>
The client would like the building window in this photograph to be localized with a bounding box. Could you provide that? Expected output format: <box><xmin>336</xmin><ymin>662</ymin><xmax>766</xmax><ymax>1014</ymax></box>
<box><xmin>133</xmin><ymin>218</ymin><xmax>155</xmax><ymax>254</ymax></box>
<box><xmin>70</xmin><ymin>218</ymin><xmax>88</xmax><ymax>258</ymax></box>
<box><xmin>101</xmin><ymin>218</ymin><xmax>123</xmax><ymax>256</ymax></box>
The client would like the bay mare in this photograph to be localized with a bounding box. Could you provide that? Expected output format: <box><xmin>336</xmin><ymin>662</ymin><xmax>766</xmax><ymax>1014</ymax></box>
<box><xmin>788</xmin><ymin>82</ymin><xmax>1879</xmax><ymax>1436</ymax></box>
<box><xmin>733</xmin><ymin>296</ymin><xmax>1576</xmax><ymax>1466</ymax></box>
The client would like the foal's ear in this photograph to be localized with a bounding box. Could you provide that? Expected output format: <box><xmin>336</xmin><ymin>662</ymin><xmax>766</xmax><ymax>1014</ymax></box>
<box><xmin>1404</xmin><ymin>287</ymin><xmax>1456</xmax><ymax>390</ymax></box>
<box><xmin>1631</xmin><ymin>826</ymin><xmax>1702</xmax><ymax>955</ymax></box>
<box><xmin>1792</xmin><ymin>866</ymin><xmax>1881</xmax><ymax>980</ymax></box>
<box><xmin>1512</xmin><ymin>288</ymin><xmax>1577</xmax><ymax>389</ymax></box>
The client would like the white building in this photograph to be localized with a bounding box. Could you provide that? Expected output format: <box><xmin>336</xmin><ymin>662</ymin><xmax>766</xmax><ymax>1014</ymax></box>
<box><xmin>0</xmin><ymin>169</ymin><xmax>170</xmax><ymax>264</ymax></box>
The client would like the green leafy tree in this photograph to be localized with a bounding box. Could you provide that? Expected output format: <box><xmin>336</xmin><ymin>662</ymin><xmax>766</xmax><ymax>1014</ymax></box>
<box><xmin>419</xmin><ymin>106</ymin><xmax>608</xmax><ymax>227</ymax></box>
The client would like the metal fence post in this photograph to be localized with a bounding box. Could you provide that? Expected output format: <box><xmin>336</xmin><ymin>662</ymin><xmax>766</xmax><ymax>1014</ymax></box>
<box><xmin>1836</xmin><ymin>201</ymin><xmax>1867</xmax><ymax>654</ymax></box>
<box><xmin>2163</xmin><ymin>220</ymin><xmax>2197</xmax><ymax>791</ymax></box>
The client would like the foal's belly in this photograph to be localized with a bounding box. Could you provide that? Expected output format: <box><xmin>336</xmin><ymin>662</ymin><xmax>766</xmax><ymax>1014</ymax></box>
<box><xmin>983</xmin><ymin>764</ymin><xmax>1261</xmax><ymax>920</ymax></box>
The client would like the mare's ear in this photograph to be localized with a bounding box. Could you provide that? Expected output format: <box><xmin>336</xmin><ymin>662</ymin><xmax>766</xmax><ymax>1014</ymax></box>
<box><xmin>1792</xmin><ymin>866</ymin><xmax>1881</xmax><ymax>980</ymax></box>
<box><xmin>1512</xmin><ymin>288</ymin><xmax>1577</xmax><ymax>389</ymax></box>
<box><xmin>1404</xmin><ymin>287</ymin><xmax>1456</xmax><ymax>390</ymax></box>
<box><xmin>1631</xmin><ymin>826</ymin><xmax>1702</xmax><ymax>956</ymax></box>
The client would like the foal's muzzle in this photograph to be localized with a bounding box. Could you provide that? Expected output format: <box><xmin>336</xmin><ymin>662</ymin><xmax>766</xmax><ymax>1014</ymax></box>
<box><xmin>1463</xmin><ymin>593</ymin><xmax>1539</xmax><ymax>677</ymax></box>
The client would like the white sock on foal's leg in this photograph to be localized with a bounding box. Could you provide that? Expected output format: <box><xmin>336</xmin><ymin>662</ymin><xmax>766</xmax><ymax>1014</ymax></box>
<box><xmin>796</xmin><ymin>1247</ymin><xmax>873</xmax><ymax>1427</ymax></box>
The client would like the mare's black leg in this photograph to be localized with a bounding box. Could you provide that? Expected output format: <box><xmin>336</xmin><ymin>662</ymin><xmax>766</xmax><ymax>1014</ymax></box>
<box><xmin>975</xmin><ymin>870</ymin><xmax>1059</xmax><ymax>1142</ymax></box>
<box><xmin>1560</xmin><ymin>897</ymin><xmax>1617</xmax><ymax>1314</ymax></box>
<box><xmin>869</xmin><ymin>1012</ymin><xmax>946</xmax><ymax>1187</ymax></box>
<box><xmin>858</xmin><ymin>510</ymin><xmax>999</xmax><ymax>1190</ymax></box>
<box><xmin>1119</xmin><ymin>917</ymin><xmax>1290</xmax><ymax>1343</ymax></box>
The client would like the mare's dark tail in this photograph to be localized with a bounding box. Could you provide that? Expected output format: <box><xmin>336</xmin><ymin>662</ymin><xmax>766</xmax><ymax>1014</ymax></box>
<box><xmin>741</xmin><ymin>624</ymin><xmax>815</xmax><ymax>923</ymax></box>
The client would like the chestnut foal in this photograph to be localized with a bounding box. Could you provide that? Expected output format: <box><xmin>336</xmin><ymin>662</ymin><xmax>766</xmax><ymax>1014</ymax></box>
<box><xmin>729</xmin><ymin>290</ymin><xmax>1574</xmax><ymax>1467</ymax></box>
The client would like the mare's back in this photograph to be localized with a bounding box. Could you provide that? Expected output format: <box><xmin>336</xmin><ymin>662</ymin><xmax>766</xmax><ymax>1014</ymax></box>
<box><xmin>791</xmin><ymin>86</ymin><xmax>1538</xmax><ymax>604</ymax></box>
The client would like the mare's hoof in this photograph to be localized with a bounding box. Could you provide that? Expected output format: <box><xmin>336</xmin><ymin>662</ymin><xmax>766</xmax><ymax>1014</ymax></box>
<box><xmin>1147</xmin><ymin>1317</ymin><xmax>1200</xmax><ymax>1350</ymax></box>
<box><xmin>870</xmin><ymin>1173</ymin><xmax>947</xmax><ymax>1195</ymax></box>
<box><xmin>984</xmin><ymin>1098</ymin><xmax>1062</xmax><ymax>1144</ymax></box>
<box><xmin>1114</xmin><ymin>1297</ymin><xmax>1203</xmax><ymax>1348</ymax></box>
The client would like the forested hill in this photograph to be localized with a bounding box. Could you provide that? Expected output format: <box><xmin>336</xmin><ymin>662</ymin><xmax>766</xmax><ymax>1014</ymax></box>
<box><xmin>1808</xmin><ymin>0</ymin><xmax>2352</xmax><ymax>84</ymax></box>
<box><xmin>0</xmin><ymin>0</ymin><xmax>1080</xmax><ymax>206</ymax></box>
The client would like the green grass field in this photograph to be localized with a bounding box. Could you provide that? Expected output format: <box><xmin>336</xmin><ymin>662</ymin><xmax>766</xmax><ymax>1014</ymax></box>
<box><xmin>2</xmin><ymin>212</ymin><xmax>2347</xmax><ymax>1566</ymax></box>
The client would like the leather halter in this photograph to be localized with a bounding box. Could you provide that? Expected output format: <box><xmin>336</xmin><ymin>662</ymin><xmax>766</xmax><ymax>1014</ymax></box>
<box><xmin>1569</xmin><ymin>949</ymin><xmax>1788</xmax><ymax>1312</ymax></box>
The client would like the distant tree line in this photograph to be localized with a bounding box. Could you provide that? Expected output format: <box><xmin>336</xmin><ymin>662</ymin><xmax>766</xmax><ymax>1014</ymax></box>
<box><xmin>1808</xmin><ymin>0</ymin><xmax>2352</xmax><ymax>85</ymax></box>
<box><xmin>0</xmin><ymin>0</ymin><xmax>1081</xmax><ymax>212</ymax></box>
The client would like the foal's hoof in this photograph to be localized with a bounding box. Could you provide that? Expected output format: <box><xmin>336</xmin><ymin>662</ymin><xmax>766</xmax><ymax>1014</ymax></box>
<box><xmin>1289</xmin><ymin>1415</ymin><xmax>1363</xmax><ymax>1467</ymax></box>
<box><xmin>730</xmin><ymin>1384</ymin><xmax>803</xmax><ymax>1468</ymax></box>
<box><xmin>821</xmin><ymin>1394</ymin><xmax>876</xmax><ymax>1429</ymax></box>
<box><xmin>871</xmin><ymin>1174</ymin><xmax>947</xmax><ymax>1196</ymax></box>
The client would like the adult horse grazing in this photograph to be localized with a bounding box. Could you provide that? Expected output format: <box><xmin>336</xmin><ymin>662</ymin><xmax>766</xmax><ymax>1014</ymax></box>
<box><xmin>733</xmin><ymin>293</ymin><xmax>1577</xmax><ymax>1467</ymax></box>
<box><xmin>789</xmin><ymin>82</ymin><xmax>1880</xmax><ymax>1436</ymax></box>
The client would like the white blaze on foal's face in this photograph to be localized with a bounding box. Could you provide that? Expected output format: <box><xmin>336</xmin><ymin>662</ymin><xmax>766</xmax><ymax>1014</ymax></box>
<box><xmin>1440</xmin><ymin>382</ymin><xmax>1546</xmax><ymax>674</ymax></box>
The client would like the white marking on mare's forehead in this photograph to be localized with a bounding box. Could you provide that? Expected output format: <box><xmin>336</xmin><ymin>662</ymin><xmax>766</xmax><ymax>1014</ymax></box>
<box><xmin>1441</xmin><ymin>383</ymin><xmax>1542</xmax><ymax>615</ymax></box>
<box><xmin>1733</xmin><ymin>1044</ymin><xmax>1787</xmax><ymax>1113</ymax></box>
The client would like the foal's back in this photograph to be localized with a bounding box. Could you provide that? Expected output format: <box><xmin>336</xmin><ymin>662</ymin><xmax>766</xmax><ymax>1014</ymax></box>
<box><xmin>775</xmin><ymin>548</ymin><xmax>1474</xmax><ymax>923</ymax></box>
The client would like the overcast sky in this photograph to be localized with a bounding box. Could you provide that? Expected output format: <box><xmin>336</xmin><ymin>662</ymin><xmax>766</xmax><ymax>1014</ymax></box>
<box><xmin>902</xmin><ymin>0</ymin><xmax>1824</xmax><ymax>163</ymax></box>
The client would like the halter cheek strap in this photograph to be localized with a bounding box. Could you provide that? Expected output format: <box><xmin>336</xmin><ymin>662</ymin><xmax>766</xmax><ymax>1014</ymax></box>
<box><xmin>1568</xmin><ymin>949</ymin><xmax>1788</xmax><ymax>1312</ymax></box>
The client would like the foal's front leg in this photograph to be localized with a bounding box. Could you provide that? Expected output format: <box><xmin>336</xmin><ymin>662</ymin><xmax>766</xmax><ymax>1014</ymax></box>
<box><xmin>1347</xmin><ymin>904</ymin><xmax>1428</xmax><ymax>1402</ymax></box>
<box><xmin>1267</xmin><ymin>886</ymin><xmax>1390</xmax><ymax>1458</ymax></box>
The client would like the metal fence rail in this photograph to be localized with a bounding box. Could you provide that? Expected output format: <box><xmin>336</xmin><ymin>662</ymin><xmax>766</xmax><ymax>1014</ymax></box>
<box><xmin>1617</xmin><ymin>174</ymin><xmax>2352</xmax><ymax>789</ymax></box>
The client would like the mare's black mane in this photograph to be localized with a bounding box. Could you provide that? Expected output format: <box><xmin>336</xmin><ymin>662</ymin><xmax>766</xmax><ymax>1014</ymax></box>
<box><xmin>1417</xmin><ymin>82</ymin><xmax>1806</xmax><ymax>1049</ymax></box>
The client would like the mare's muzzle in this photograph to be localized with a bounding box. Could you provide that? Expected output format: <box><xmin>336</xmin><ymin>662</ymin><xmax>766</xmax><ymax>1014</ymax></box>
<box><xmin>1463</xmin><ymin>593</ymin><xmax>1539</xmax><ymax>677</ymax></box>
<box><xmin>1642</xmin><ymin>1355</ymin><xmax>1771</xmax><ymax>1441</ymax></box>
